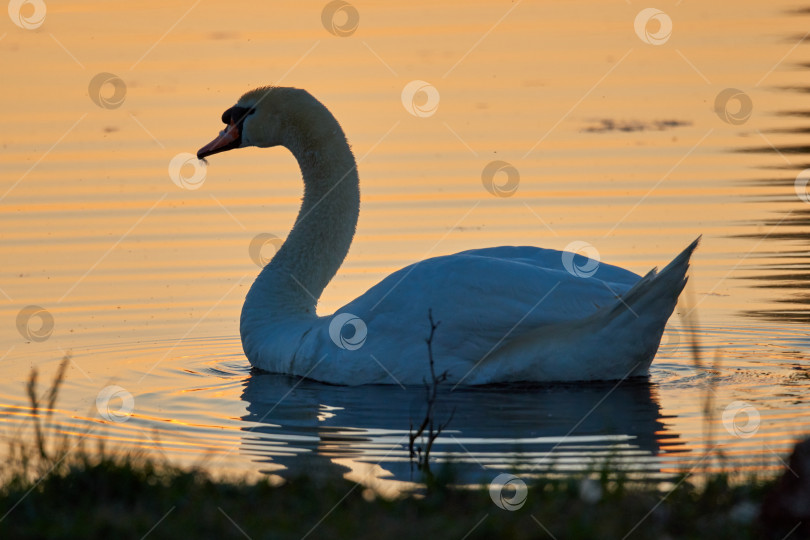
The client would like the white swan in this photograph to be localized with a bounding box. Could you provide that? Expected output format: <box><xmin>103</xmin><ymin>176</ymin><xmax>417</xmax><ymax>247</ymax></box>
<box><xmin>197</xmin><ymin>86</ymin><xmax>698</xmax><ymax>386</ymax></box>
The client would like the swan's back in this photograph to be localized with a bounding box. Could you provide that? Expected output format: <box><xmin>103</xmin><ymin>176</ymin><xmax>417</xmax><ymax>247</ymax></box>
<box><xmin>283</xmin><ymin>240</ymin><xmax>697</xmax><ymax>385</ymax></box>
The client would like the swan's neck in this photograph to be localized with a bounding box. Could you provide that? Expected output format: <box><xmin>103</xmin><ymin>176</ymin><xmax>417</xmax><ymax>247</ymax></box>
<box><xmin>242</xmin><ymin>111</ymin><xmax>359</xmax><ymax>330</ymax></box>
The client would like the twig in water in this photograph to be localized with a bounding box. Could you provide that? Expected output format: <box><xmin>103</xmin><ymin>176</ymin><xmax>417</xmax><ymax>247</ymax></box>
<box><xmin>409</xmin><ymin>310</ymin><xmax>456</xmax><ymax>475</ymax></box>
<box><xmin>680</xmin><ymin>289</ymin><xmax>722</xmax><ymax>474</ymax></box>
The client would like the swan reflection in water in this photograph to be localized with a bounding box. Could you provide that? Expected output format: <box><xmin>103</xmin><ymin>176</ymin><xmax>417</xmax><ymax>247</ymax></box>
<box><xmin>238</xmin><ymin>372</ymin><xmax>683</xmax><ymax>490</ymax></box>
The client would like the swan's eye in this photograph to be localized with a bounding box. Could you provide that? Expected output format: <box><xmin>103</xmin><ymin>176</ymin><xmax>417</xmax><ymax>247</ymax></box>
<box><xmin>221</xmin><ymin>106</ymin><xmax>256</xmax><ymax>126</ymax></box>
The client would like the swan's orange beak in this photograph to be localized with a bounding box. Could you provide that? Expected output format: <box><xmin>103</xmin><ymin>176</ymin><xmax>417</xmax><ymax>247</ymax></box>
<box><xmin>197</xmin><ymin>123</ymin><xmax>241</xmax><ymax>160</ymax></box>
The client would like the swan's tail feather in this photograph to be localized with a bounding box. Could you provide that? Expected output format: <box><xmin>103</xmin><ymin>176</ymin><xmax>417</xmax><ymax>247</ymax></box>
<box><xmin>479</xmin><ymin>238</ymin><xmax>699</xmax><ymax>383</ymax></box>
<box><xmin>608</xmin><ymin>236</ymin><xmax>698</xmax><ymax>318</ymax></box>
<box><xmin>598</xmin><ymin>236</ymin><xmax>700</xmax><ymax>374</ymax></box>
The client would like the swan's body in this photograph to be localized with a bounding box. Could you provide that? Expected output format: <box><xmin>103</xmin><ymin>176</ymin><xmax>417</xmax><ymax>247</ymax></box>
<box><xmin>198</xmin><ymin>86</ymin><xmax>698</xmax><ymax>386</ymax></box>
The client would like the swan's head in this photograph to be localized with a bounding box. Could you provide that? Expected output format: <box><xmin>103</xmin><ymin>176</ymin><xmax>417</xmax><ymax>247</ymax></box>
<box><xmin>197</xmin><ymin>86</ymin><xmax>337</xmax><ymax>160</ymax></box>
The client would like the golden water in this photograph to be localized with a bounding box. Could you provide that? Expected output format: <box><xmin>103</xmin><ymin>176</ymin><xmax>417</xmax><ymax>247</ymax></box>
<box><xmin>1</xmin><ymin>0</ymin><xmax>809</xmax><ymax>489</ymax></box>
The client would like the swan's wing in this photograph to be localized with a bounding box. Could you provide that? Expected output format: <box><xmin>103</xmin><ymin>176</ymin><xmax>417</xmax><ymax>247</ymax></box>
<box><xmin>357</xmin><ymin>247</ymin><xmax>640</xmax><ymax>321</ymax></box>
<box><xmin>454</xmin><ymin>245</ymin><xmax>641</xmax><ymax>285</ymax></box>
<box><xmin>298</xmin><ymin>247</ymin><xmax>643</xmax><ymax>384</ymax></box>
